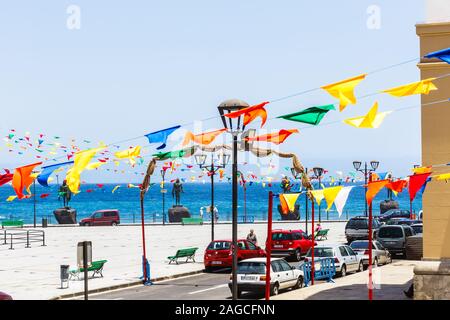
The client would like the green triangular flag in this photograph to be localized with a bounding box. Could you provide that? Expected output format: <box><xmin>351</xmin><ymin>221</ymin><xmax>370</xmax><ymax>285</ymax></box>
<box><xmin>278</xmin><ymin>104</ymin><xmax>335</xmax><ymax>125</ymax></box>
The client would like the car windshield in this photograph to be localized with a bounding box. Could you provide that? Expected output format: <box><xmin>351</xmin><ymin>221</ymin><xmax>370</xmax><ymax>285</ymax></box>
<box><xmin>272</xmin><ymin>233</ymin><xmax>292</xmax><ymax>241</ymax></box>
<box><xmin>347</xmin><ymin>219</ymin><xmax>368</xmax><ymax>229</ymax></box>
<box><xmin>237</xmin><ymin>262</ymin><xmax>266</xmax><ymax>274</ymax></box>
<box><xmin>412</xmin><ymin>225</ymin><xmax>423</xmax><ymax>234</ymax></box>
<box><xmin>350</xmin><ymin>241</ymin><xmax>375</xmax><ymax>249</ymax></box>
<box><xmin>207</xmin><ymin>241</ymin><xmax>231</xmax><ymax>250</ymax></box>
<box><xmin>306</xmin><ymin>247</ymin><xmax>334</xmax><ymax>257</ymax></box>
<box><xmin>378</xmin><ymin>227</ymin><xmax>403</xmax><ymax>238</ymax></box>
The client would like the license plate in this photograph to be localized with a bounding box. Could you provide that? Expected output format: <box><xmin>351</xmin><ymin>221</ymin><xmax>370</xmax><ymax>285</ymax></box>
<box><xmin>274</xmin><ymin>245</ymin><xmax>283</xmax><ymax>248</ymax></box>
<box><xmin>211</xmin><ymin>261</ymin><xmax>222</xmax><ymax>265</ymax></box>
<box><xmin>241</xmin><ymin>276</ymin><xmax>257</xmax><ymax>281</ymax></box>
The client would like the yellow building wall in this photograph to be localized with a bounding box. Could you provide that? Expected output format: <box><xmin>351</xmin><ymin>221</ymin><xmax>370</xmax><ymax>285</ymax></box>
<box><xmin>416</xmin><ymin>22</ymin><xmax>450</xmax><ymax>259</ymax></box>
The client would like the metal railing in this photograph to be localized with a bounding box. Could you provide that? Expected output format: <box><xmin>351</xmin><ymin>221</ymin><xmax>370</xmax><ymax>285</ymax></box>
<box><xmin>2</xmin><ymin>229</ymin><xmax>46</xmax><ymax>250</ymax></box>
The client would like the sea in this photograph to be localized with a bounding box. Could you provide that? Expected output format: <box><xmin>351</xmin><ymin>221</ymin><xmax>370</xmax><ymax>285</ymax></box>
<box><xmin>0</xmin><ymin>182</ymin><xmax>423</xmax><ymax>225</ymax></box>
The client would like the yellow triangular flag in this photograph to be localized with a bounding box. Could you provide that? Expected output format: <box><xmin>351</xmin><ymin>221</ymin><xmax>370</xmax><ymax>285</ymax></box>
<box><xmin>343</xmin><ymin>102</ymin><xmax>391</xmax><ymax>128</ymax></box>
<box><xmin>321</xmin><ymin>74</ymin><xmax>367</xmax><ymax>112</ymax></box>
<box><xmin>436</xmin><ymin>173</ymin><xmax>450</xmax><ymax>181</ymax></box>
<box><xmin>280</xmin><ymin>194</ymin><xmax>300</xmax><ymax>213</ymax></box>
<box><xmin>6</xmin><ymin>195</ymin><xmax>17</xmax><ymax>202</ymax></box>
<box><xmin>323</xmin><ymin>186</ymin><xmax>344</xmax><ymax>212</ymax></box>
<box><xmin>310</xmin><ymin>189</ymin><xmax>325</xmax><ymax>206</ymax></box>
<box><xmin>382</xmin><ymin>78</ymin><xmax>437</xmax><ymax>97</ymax></box>
<box><xmin>66</xmin><ymin>146</ymin><xmax>105</xmax><ymax>193</ymax></box>
<box><xmin>115</xmin><ymin>146</ymin><xmax>141</xmax><ymax>166</ymax></box>
<box><xmin>86</xmin><ymin>161</ymin><xmax>106</xmax><ymax>170</ymax></box>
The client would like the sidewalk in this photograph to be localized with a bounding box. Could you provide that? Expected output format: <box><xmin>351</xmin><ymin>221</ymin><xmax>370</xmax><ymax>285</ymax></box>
<box><xmin>272</xmin><ymin>260</ymin><xmax>418</xmax><ymax>300</ymax></box>
<box><xmin>0</xmin><ymin>221</ymin><xmax>346</xmax><ymax>300</ymax></box>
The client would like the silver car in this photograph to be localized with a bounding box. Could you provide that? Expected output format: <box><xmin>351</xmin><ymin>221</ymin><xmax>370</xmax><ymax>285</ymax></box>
<box><xmin>350</xmin><ymin>240</ymin><xmax>392</xmax><ymax>267</ymax></box>
<box><xmin>377</xmin><ymin>225</ymin><xmax>415</xmax><ymax>256</ymax></box>
<box><xmin>304</xmin><ymin>244</ymin><xmax>364</xmax><ymax>277</ymax></box>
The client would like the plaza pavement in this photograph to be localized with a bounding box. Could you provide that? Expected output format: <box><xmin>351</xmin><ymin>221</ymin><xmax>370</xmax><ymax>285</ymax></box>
<box><xmin>0</xmin><ymin>221</ymin><xmax>347</xmax><ymax>300</ymax></box>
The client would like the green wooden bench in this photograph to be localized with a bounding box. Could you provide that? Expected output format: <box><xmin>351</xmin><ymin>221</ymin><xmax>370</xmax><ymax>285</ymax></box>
<box><xmin>314</xmin><ymin>229</ymin><xmax>329</xmax><ymax>241</ymax></box>
<box><xmin>1</xmin><ymin>220</ymin><xmax>24</xmax><ymax>228</ymax></box>
<box><xmin>69</xmin><ymin>260</ymin><xmax>108</xmax><ymax>280</ymax></box>
<box><xmin>167</xmin><ymin>247</ymin><xmax>198</xmax><ymax>264</ymax></box>
<box><xmin>181</xmin><ymin>218</ymin><xmax>203</xmax><ymax>225</ymax></box>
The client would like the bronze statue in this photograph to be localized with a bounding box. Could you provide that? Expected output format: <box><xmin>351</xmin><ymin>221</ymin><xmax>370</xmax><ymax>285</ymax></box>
<box><xmin>58</xmin><ymin>180</ymin><xmax>72</xmax><ymax>207</ymax></box>
<box><xmin>172</xmin><ymin>178</ymin><xmax>184</xmax><ymax>206</ymax></box>
<box><xmin>280</xmin><ymin>176</ymin><xmax>292</xmax><ymax>193</ymax></box>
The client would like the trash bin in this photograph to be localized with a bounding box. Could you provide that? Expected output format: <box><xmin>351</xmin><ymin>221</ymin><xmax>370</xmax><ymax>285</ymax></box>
<box><xmin>42</xmin><ymin>217</ymin><xmax>48</xmax><ymax>228</ymax></box>
<box><xmin>60</xmin><ymin>265</ymin><xmax>70</xmax><ymax>289</ymax></box>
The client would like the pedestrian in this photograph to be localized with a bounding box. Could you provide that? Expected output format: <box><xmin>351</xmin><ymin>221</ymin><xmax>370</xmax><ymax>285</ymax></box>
<box><xmin>315</xmin><ymin>223</ymin><xmax>322</xmax><ymax>232</ymax></box>
<box><xmin>247</xmin><ymin>229</ymin><xmax>257</xmax><ymax>245</ymax></box>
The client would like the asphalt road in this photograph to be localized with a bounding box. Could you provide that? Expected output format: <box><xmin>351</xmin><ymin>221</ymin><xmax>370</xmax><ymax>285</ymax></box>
<box><xmin>84</xmin><ymin>262</ymin><xmax>303</xmax><ymax>300</ymax></box>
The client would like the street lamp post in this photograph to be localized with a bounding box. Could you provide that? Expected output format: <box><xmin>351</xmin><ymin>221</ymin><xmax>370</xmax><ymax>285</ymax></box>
<box><xmin>291</xmin><ymin>167</ymin><xmax>308</xmax><ymax>235</ymax></box>
<box><xmin>353</xmin><ymin>161</ymin><xmax>379</xmax><ymax>217</ymax></box>
<box><xmin>195</xmin><ymin>153</ymin><xmax>230</xmax><ymax>242</ymax></box>
<box><xmin>161</xmin><ymin>169</ymin><xmax>166</xmax><ymax>225</ymax></box>
<box><xmin>218</xmin><ymin>98</ymin><xmax>249</xmax><ymax>301</ymax></box>
<box><xmin>312</xmin><ymin>167</ymin><xmax>324</xmax><ymax>223</ymax></box>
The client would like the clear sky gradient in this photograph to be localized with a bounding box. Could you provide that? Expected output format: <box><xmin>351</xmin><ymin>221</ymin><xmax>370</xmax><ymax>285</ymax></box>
<box><xmin>0</xmin><ymin>1</ymin><xmax>431</xmax><ymax>183</ymax></box>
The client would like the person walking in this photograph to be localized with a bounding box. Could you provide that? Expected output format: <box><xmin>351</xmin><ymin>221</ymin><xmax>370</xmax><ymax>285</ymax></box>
<box><xmin>247</xmin><ymin>229</ymin><xmax>258</xmax><ymax>245</ymax></box>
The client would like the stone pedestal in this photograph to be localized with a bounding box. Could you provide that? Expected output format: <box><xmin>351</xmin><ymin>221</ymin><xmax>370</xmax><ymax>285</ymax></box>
<box><xmin>414</xmin><ymin>260</ymin><xmax>450</xmax><ymax>299</ymax></box>
<box><xmin>277</xmin><ymin>205</ymin><xmax>300</xmax><ymax>221</ymax></box>
<box><xmin>168</xmin><ymin>205</ymin><xmax>191</xmax><ymax>223</ymax></box>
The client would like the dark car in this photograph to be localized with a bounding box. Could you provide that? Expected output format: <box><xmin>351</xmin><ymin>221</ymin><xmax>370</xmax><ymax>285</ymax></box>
<box><xmin>377</xmin><ymin>225</ymin><xmax>415</xmax><ymax>256</ymax></box>
<box><xmin>79</xmin><ymin>209</ymin><xmax>120</xmax><ymax>226</ymax></box>
<box><xmin>386</xmin><ymin>218</ymin><xmax>417</xmax><ymax>226</ymax></box>
<box><xmin>345</xmin><ymin>216</ymin><xmax>382</xmax><ymax>244</ymax></box>
<box><xmin>0</xmin><ymin>291</ymin><xmax>13</xmax><ymax>300</ymax></box>
<box><xmin>379</xmin><ymin>209</ymin><xmax>411</xmax><ymax>222</ymax></box>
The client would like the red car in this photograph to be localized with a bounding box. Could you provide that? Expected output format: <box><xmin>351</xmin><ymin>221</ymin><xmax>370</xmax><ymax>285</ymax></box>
<box><xmin>270</xmin><ymin>229</ymin><xmax>316</xmax><ymax>261</ymax></box>
<box><xmin>204</xmin><ymin>239</ymin><xmax>266</xmax><ymax>272</ymax></box>
<box><xmin>0</xmin><ymin>292</ymin><xmax>12</xmax><ymax>300</ymax></box>
<box><xmin>79</xmin><ymin>209</ymin><xmax>120</xmax><ymax>226</ymax></box>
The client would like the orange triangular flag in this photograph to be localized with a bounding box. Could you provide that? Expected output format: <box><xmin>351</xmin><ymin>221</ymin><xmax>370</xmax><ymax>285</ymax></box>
<box><xmin>366</xmin><ymin>179</ymin><xmax>389</xmax><ymax>205</ymax></box>
<box><xmin>182</xmin><ymin>129</ymin><xmax>227</xmax><ymax>146</ymax></box>
<box><xmin>385</xmin><ymin>179</ymin><xmax>408</xmax><ymax>193</ymax></box>
<box><xmin>12</xmin><ymin>162</ymin><xmax>42</xmax><ymax>199</ymax></box>
<box><xmin>224</xmin><ymin>102</ymin><xmax>269</xmax><ymax>128</ymax></box>
<box><xmin>245</xmin><ymin>129</ymin><xmax>299</xmax><ymax>145</ymax></box>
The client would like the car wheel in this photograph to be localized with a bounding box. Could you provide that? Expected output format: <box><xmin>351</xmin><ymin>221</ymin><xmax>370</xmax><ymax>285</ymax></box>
<box><xmin>295</xmin><ymin>249</ymin><xmax>302</xmax><ymax>262</ymax></box>
<box><xmin>357</xmin><ymin>261</ymin><xmax>364</xmax><ymax>272</ymax></box>
<box><xmin>86</xmin><ymin>222</ymin><xmax>91</xmax><ymax>227</ymax></box>
<box><xmin>271</xmin><ymin>283</ymin><xmax>279</xmax><ymax>296</ymax></box>
<box><xmin>374</xmin><ymin>257</ymin><xmax>379</xmax><ymax>267</ymax></box>
<box><xmin>111</xmin><ymin>221</ymin><xmax>117</xmax><ymax>226</ymax></box>
<box><xmin>340</xmin><ymin>264</ymin><xmax>347</xmax><ymax>277</ymax></box>
<box><xmin>294</xmin><ymin>276</ymin><xmax>304</xmax><ymax>289</ymax></box>
<box><xmin>204</xmin><ymin>266</ymin><xmax>212</xmax><ymax>273</ymax></box>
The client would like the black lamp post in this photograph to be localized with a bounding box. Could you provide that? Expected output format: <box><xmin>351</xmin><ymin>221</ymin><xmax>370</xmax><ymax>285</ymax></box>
<box><xmin>353</xmin><ymin>160</ymin><xmax>379</xmax><ymax>217</ymax></box>
<box><xmin>218</xmin><ymin>98</ymin><xmax>249</xmax><ymax>301</ymax></box>
<box><xmin>312</xmin><ymin>167</ymin><xmax>324</xmax><ymax>222</ymax></box>
<box><xmin>160</xmin><ymin>169</ymin><xmax>166</xmax><ymax>225</ymax></box>
<box><xmin>195</xmin><ymin>153</ymin><xmax>230</xmax><ymax>242</ymax></box>
<box><xmin>291</xmin><ymin>167</ymin><xmax>308</xmax><ymax>234</ymax></box>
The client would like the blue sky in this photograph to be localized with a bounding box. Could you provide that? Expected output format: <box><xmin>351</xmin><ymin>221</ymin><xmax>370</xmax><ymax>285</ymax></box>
<box><xmin>0</xmin><ymin>1</ymin><xmax>430</xmax><ymax>183</ymax></box>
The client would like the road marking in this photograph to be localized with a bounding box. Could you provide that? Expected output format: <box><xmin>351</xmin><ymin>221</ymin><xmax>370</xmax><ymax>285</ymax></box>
<box><xmin>188</xmin><ymin>284</ymin><xmax>228</xmax><ymax>295</ymax></box>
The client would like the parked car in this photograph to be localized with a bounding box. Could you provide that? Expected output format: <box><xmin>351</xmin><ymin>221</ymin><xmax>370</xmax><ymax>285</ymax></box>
<box><xmin>386</xmin><ymin>218</ymin><xmax>417</xmax><ymax>226</ymax></box>
<box><xmin>228</xmin><ymin>257</ymin><xmax>303</xmax><ymax>297</ymax></box>
<box><xmin>379</xmin><ymin>209</ymin><xmax>411</xmax><ymax>222</ymax></box>
<box><xmin>411</xmin><ymin>223</ymin><xmax>423</xmax><ymax>235</ymax></box>
<box><xmin>79</xmin><ymin>209</ymin><xmax>120</xmax><ymax>226</ymax></box>
<box><xmin>345</xmin><ymin>216</ymin><xmax>381</xmax><ymax>244</ymax></box>
<box><xmin>270</xmin><ymin>229</ymin><xmax>316</xmax><ymax>261</ymax></box>
<box><xmin>349</xmin><ymin>240</ymin><xmax>392</xmax><ymax>267</ymax></box>
<box><xmin>0</xmin><ymin>291</ymin><xmax>13</xmax><ymax>300</ymax></box>
<box><xmin>204</xmin><ymin>239</ymin><xmax>265</xmax><ymax>272</ymax></box>
<box><xmin>377</xmin><ymin>225</ymin><xmax>415</xmax><ymax>256</ymax></box>
<box><xmin>304</xmin><ymin>244</ymin><xmax>364</xmax><ymax>277</ymax></box>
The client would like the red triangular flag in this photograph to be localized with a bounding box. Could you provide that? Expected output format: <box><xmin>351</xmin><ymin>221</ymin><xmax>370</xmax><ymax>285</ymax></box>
<box><xmin>408</xmin><ymin>172</ymin><xmax>432</xmax><ymax>202</ymax></box>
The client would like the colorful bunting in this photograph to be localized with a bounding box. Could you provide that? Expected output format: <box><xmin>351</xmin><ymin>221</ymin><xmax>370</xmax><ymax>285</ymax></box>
<box><xmin>182</xmin><ymin>129</ymin><xmax>227</xmax><ymax>146</ymax></box>
<box><xmin>279</xmin><ymin>193</ymin><xmax>300</xmax><ymax>214</ymax></box>
<box><xmin>382</xmin><ymin>78</ymin><xmax>437</xmax><ymax>97</ymax></box>
<box><xmin>144</xmin><ymin>125</ymin><xmax>181</xmax><ymax>150</ymax></box>
<box><xmin>37</xmin><ymin>161</ymin><xmax>74</xmax><ymax>187</ymax></box>
<box><xmin>366</xmin><ymin>179</ymin><xmax>389</xmax><ymax>205</ymax></box>
<box><xmin>12</xmin><ymin>162</ymin><xmax>42</xmax><ymax>199</ymax></box>
<box><xmin>86</xmin><ymin>161</ymin><xmax>106</xmax><ymax>170</ymax></box>
<box><xmin>323</xmin><ymin>186</ymin><xmax>344</xmax><ymax>212</ymax></box>
<box><xmin>425</xmin><ymin>47</ymin><xmax>450</xmax><ymax>64</ymax></box>
<box><xmin>114</xmin><ymin>146</ymin><xmax>141</xmax><ymax>166</ymax></box>
<box><xmin>66</xmin><ymin>146</ymin><xmax>104</xmax><ymax>193</ymax></box>
<box><xmin>334</xmin><ymin>186</ymin><xmax>353</xmax><ymax>217</ymax></box>
<box><xmin>343</xmin><ymin>102</ymin><xmax>391</xmax><ymax>128</ymax></box>
<box><xmin>436</xmin><ymin>173</ymin><xmax>450</xmax><ymax>182</ymax></box>
<box><xmin>278</xmin><ymin>105</ymin><xmax>335</xmax><ymax>125</ymax></box>
<box><xmin>244</xmin><ymin>129</ymin><xmax>299</xmax><ymax>145</ymax></box>
<box><xmin>310</xmin><ymin>189</ymin><xmax>325</xmax><ymax>206</ymax></box>
<box><xmin>412</xmin><ymin>166</ymin><xmax>432</xmax><ymax>174</ymax></box>
<box><xmin>224</xmin><ymin>101</ymin><xmax>269</xmax><ymax>128</ymax></box>
<box><xmin>0</xmin><ymin>169</ymin><xmax>13</xmax><ymax>187</ymax></box>
<box><xmin>6</xmin><ymin>195</ymin><xmax>17</xmax><ymax>202</ymax></box>
<box><xmin>409</xmin><ymin>172</ymin><xmax>432</xmax><ymax>202</ymax></box>
<box><xmin>385</xmin><ymin>179</ymin><xmax>408</xmax><ymax>193</ymax></box>
<box><xmin>152</xmin><ymin>147</ymin><xmax>196</xmax><ymax>161</ymax></box>
<box><xmin>40</xmin><ymin>193</ymin><xmax>50</xmax><ymax>199</ymax></box>
<box><xmin>321</xmin><ymin>74</ymin><xmax>367</xmax><ymax>112</ymax></box>
<box><xmin>112</xmin><ymin>185</ymin><xmax>121</xmax><ymax>193</ymax></box>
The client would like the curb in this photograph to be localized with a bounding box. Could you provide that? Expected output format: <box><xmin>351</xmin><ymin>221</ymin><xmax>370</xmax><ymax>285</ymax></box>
<box><xmin>50</xmin><ymin>269</ymin><xmax>205</xmax><ymax>300</ymax></box>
